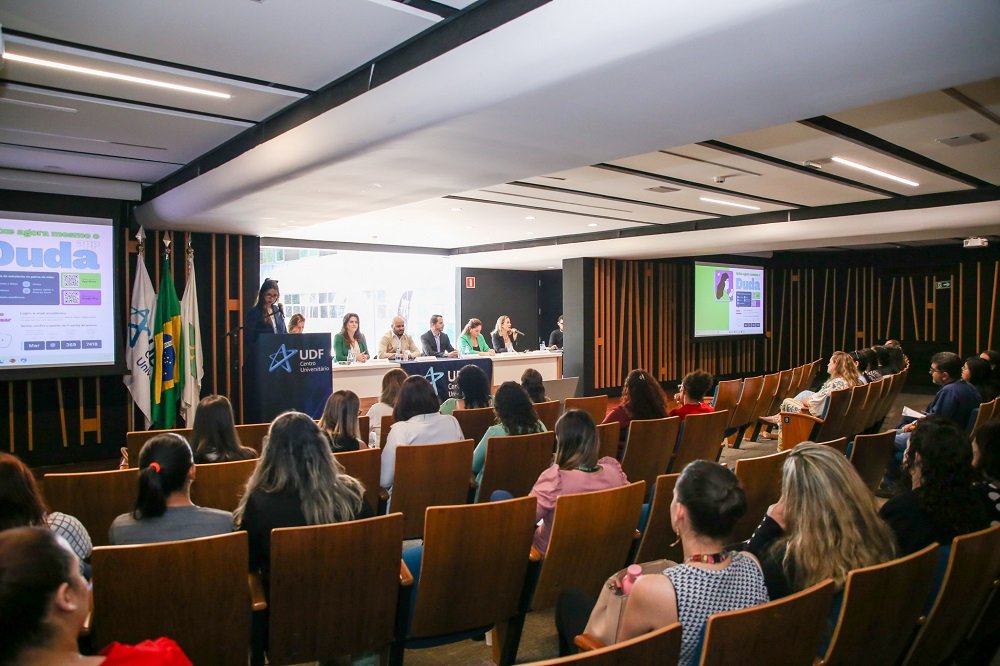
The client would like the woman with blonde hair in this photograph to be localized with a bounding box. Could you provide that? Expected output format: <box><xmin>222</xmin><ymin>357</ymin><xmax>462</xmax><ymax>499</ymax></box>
<box><xmin>762</xmin><ymin>351</ymin><xmax>862</xmax><ymax>440</ymax></box>
<box><xmin>746</xmin><ymin>442</ymin><xmax>896</xmax><ymax>599</ymax></box>
<box><xmin>491</xmin><ymin>314</ymin><xmax>521</xmax><ymax>353</ymax></box>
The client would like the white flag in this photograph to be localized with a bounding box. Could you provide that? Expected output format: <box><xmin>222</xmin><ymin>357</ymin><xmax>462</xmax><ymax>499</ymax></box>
<box><xmin>124</xmin><ymin>246</ymin><xmax>157</xmax><ymax>428</ymax></box>
<box><xmin>179</xmin><ymin>248</ymin><xmax>204</xmax><ymax>425</ymax></box>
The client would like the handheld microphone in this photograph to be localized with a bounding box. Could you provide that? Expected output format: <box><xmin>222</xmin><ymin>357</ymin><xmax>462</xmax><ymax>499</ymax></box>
<box><xmin>511</xmin><ymin>328</ymin><xmax>521</xmax><ymax>336</ymax></box>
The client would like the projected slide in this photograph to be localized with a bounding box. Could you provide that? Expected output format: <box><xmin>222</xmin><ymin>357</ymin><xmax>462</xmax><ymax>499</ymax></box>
<box><xmin>0</xmin><ymin>213</ymin><xmax>116</xmax><ymax>370</ymax></box>
<box><xmin>693</xmin><ymin>261</ymin><xmax>765</xmax><ymax>337</ymax></box>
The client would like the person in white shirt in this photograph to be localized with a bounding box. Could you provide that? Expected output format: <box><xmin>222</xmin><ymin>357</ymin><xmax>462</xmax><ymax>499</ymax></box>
<box><xmin>365</xmin><ymin>368</ymin><xmax>408</xmax><ymax>447</ymax></box>
<box><xmin>380</xmin><ymin>376</ymin><xmax>464</xmax><ymax>491</ymax></box>
<box><xmin>377</xmin><ymin>316</ymin><xmax>421</xmax><ymax>359</ymax></box>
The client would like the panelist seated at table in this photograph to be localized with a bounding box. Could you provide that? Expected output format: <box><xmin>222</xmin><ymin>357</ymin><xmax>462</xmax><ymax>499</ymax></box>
<box><xmin>491</xmin><ymin>314</ymin><xmax>523</xmax><ymax>353</ymax></box>
<box><xmin>377</xmin><ymin>316</ymin><xmax>421</xmax><ymax>360</ymax></box>
<box><xmin>333</xmin><ymin>312</ymin><xmax>370</xmax><ymax>362</ymax></box>
<box><xmin>458</xmin><ymin>318</ymin><xmax>495</xmax><ymax>356</ymax></box>
<box><xmin>287</xmin><ymin>313</ymin><xmax>305</xmax><ymax>334</ymax></box>
<box><xmin>548</xmin><ymin>314</ymin><xmax>564</xmax><ymax>350</ymax></box>
<box><xmin>420</xmin><ymin>314</ymin><xmax>458</xmax><ymax>358</ymax></box>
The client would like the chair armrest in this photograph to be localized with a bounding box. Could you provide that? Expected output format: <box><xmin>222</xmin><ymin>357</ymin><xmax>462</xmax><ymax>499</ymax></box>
<box><xmin>574</xmin><ymin>634</ymin><xmax>606</xmax><ymax>652</ymax></box>
<box><xmin>249</xmin><ymin>573</ymin><xmax>268</xmax><ymax>611</ymax></box>
<box><xmin>530</xmin><ymin>546</ymin><xmax>544</xmax><ymax>562</ymax></box>
<box><xmin>633</xmin><ymin>529</ymin><xmax>641</xmax><ymax>541</ymax></box>
<box><xmin>781</xmin><ymin>412</ymin><xmax>822</xmax><ymax>449</ymax></box>
<box><xmin>400</xmin><ymin>560</ymin><xmax>414</xmax><ymax>586</ymax></box>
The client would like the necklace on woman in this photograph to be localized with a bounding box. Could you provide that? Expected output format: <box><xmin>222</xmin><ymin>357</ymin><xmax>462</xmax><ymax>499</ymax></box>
<box><xmin>576</xmin><ymin>464</ymin><xmax>599</xmax><ymax>472</ymax></box>
<box><xmin>686</xmin><ymin>551</ymin><xmax>731</xmax><ymax>564</ymax></box>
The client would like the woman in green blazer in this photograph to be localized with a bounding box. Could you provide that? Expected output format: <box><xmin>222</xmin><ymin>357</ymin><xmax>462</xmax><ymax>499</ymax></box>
<box><xmin>333</xmin><ymin>312</ymin><xmax>370</xmax><ymax>362</ymax></box>
<box><xmin>458</xmin><ymin>318</ymin><xmax>495</xmax><ymax>356</ymax></box>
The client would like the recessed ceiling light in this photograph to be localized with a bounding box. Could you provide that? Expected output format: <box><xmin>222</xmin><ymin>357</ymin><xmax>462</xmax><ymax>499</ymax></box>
<box><xmin>587</xmin><ymin>223</ymin><xmax>598</xmax><ymax>227</ymax></box>
<box><xmin>546</xmin><ymin>266</ymin><xmax>556</xmax><ymax>269</ymax></box>
<box><xmin>2</xmin><ymin>52</ymin><xmax>232</xmax><ymax>99</ymax></box>
<box><xmin>450</xmin><ymin>207</ymin><xmax>462</xmax><ymax>212</ymax></box>
<box><xmin>699</xmin><ymin>197</ymin><xmax>761</xmax><ymax>211</ymax></box>
<box><xmin>525</xmin><ymin>216</ymin><xmax>536</xmax><ymax>220</ymax></box>
<box><xmin>830</xmin><ymin>156</ymin><xmax>918</xmax><ymax>187</ymax></box>
<box><xmin>526</xmin><ymin>231</ymin><xmax>535</xmax><ymax>236</ymax></box>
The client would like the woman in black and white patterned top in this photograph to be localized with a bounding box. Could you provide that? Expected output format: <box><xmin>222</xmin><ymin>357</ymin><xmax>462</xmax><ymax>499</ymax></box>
<box><xmin>619</xmin><ymin>461</ymin><xmax>769</xmax><ymax>665</ymax></box>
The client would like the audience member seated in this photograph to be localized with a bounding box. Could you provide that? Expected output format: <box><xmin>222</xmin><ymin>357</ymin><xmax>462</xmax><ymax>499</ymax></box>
<box><xmin>491</xmin><ymin>314</ymin><xmax>522</xmax><ymax>353</ymax></box>
<box><xmin>110</xmin><ymin>434</ymin><xmax>234</xmax><ymax>545</ymax></box>
<box><xmin>885</xmin><ymin>342</ymin><xmax>906</xmax><ymax>374</ymax></box>
<box><xmin>365</xmin><ymin>368</ymin><xmax>407</xmax><ymax>447</ymax></box>
<box><xmin>888</xmin><ymin>352</ymin><xmax>982</xmax><ymax>483</ymax></box>
<box><xmin>871</xmin><ymin>344</ymin><xmax>894</xmax><ymax>377</ymax></box>
<box><xmin>972</xmin><ymin>420</ymin><xmax>1000</xmax><ymax>524</ymax></box>
<box><xmin>521</xmin><ymin>368</ymin><xmax>548</xmax><ymax>403</ymax></box>
<box><xmin>851</xmin><ymin>348</ymin><xmax>881</xmax><ymax>384</ymax></box>
<box><xmin>458</xmin><ymin>318</ymin><xmax>495</xmax><ymax>356</ymax></box>
<box><xmin>471</xmin><ymin>382</ymin><xmax>547</xmax><ymax>494</ymax></box>
<box><xmin>746</xmin><ymin>443</ymin><xmax>895</xmax><ymax>601</ymax></box>
<box><xmin>0</xmin><ymin>453</ymin><xmax>92</xmax><ymax>577</ymax></box>
<box><xmin>380</xmin><ymin>376</ymin><xmax>464</xmax><ymax>493</ymax></box>
<box><xmin>0</xmin><ymin>527</ymin><xmax>192</xmax><ymax>666</ymax></box>
<box><xmin>287</xmin><ymin>313</ymin><xmax>305</xmax><ymax>334</ymax></box>
<box><xmin>319</xmin><ymin>390</ymin><xmax>366</xmax><ymax>452</ymax></box>
<box><xmin>191</xmin><ymin>395</ymin><xmax>256</xmax><ymax>464</ymax></box>
<box><xmin>333</xmin><ymin>312</ymin><xmax>370</xmax><ymax>362</ymax></box>
<box><xmin>981</xmin><ymin>349</ymin><xmax>1000</xmax><ymax>399</ymax></box>
<box><xmin>616</xmin><ymin>461</ymin><xmax>769</xmax><ymax>666</ymax></box>
<box><xmin>236</xmin><ymin>412</ymin><xmax>372</xmax><ymax>582</ymax></box>
<box><xmin>668</xmin><ymin>370</ymin><xmax>715</xmax><ymax>421</ymax></box>
<box><xmin>879</xmin><ymin>417</ymin><xmax>991</xmax><ymax>554</ymax></box>
<box><xmin>377</xmin><ymin>316</ymin><xmax>420</xmax><ymax>360</ymax></box>
<box><xmin>548</xmin><ymin>314</ymin><xmax>564</xmax><ymax>350</ymax></box>
<box><xmin>530</xmin><ymin>410</ymin><xmax>628</xmax><ymax>554</ymax></box>
<box><xmin>602</xmin><ymin>368</ymin><xmax>669</xmax><ymax>444</ymax></box>
<box><xmin>777</xmin><ymin>351</ymin><xmax>861</xmax><ymax>419</ymax></box>
<box><xmin>420</xmin><ymin>313</ymin><xmax>458</xmax><ymax>358</ymax></box>
<box><xmin>964</xmin><ymin>355</ymin><xmax>997</xmax><ymax>402</ymax></box>
<box><xmin>439</xmin><ymin>364</ymin><xmax>493</xmax><ymax>415</ymax></box>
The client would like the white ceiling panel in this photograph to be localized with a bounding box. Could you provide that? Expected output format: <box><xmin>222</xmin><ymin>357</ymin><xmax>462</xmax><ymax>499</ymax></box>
<box><xmin>0</xmin><ymin>0</ymin><xmax>439</xmax><ymax>91</ymax></box>
<box><xmin>0</xmin><ymin>145</ymin><xmax>178</xmax><ymax>182</ymax></box>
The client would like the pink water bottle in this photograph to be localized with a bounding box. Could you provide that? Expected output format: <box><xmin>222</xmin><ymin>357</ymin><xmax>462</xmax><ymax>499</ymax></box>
<box><xmin>621</xmin><ymin>564</ymin><xmax>643</xmax><ymax>595</ymax></box>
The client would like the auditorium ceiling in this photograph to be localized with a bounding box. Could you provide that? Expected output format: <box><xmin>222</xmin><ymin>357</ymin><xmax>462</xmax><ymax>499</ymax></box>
<box><xmin>1</xmin><ymin>0</ymin><xmax>998</xmax><ymax>268</ymax></box>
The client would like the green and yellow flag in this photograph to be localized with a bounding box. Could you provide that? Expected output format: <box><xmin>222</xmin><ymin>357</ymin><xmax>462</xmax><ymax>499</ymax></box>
<box><xmin>150</xmin><ymin>251</ymin><xmax>184</xmax><ymax>429</ymax></box>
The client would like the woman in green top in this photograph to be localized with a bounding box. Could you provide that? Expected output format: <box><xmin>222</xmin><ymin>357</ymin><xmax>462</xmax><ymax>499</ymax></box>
<box><xmin>440</xmin><ymin>364</ymin><xmax>492</xmax><ymax>415</ymax></box>
<box><xmin>333</xmin><ymin>312</ymin><xmax>370</xmax><ymax>362</ymax></box>
<box><xmin>458</xmin><ymin>318</ymin><xmax>495</xmax><ymax>356</ymax></box>
<box><xmin>471</xmin><ymin>382</ymin><xmax>546</xmax><ymax>495</ymax></box>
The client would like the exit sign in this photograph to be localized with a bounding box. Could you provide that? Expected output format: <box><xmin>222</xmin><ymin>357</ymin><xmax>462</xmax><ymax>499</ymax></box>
<box><xmin>935</xmin><ymin>280</ymin><xmax>951</xmax><ymax>290</ymax></box>
<box><xmin>465</xmin><ymin>276</ymin><xmax>476</xmax><ymax>289</ymax></box>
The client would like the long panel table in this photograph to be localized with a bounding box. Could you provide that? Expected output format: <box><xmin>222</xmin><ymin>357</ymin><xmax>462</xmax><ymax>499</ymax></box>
<box><xmin>331</xmin><ymin>351</ymin><xmax>562</xmax><ymax>399</ymax></box>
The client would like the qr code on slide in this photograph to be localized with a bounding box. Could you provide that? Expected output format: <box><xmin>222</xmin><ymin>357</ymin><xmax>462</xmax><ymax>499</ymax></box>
<box><xmin>62</xmin><ymin>291</ymin><xmax>81</xmax><ymax>305</ymax></box>
<box><xmin>62</xmin><ymin>274</ymin><xmax>80</xmax><ymax>287</ymax></box>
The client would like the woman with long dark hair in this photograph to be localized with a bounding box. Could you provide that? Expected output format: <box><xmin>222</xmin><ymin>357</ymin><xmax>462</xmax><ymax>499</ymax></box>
<box><xmin>440</xmin><ymin>364</ymin><xmax>492</xmax><ymax>415</ymax></box>
<box><xmin>319</xmin><ymin>390</ymin><xmax>365</xmax><ymax>452</ymax></box>
<box><xmin>244</xmin><ymin>278</ymin><xmax>285</xmax><ymax>345</ymax></box>
<box><xmin>471</xmin><ymin>382</ymin><xmax>546</xmax><ymax>493</ymax></box>
<box><xmin>191</xmin><ymin>395</ymin><xmax>256</xmax><ymax>463</ymax></box>
<box><xmin>333</xmin><ymin>312</ymin><xmax>370</xmax><ymax>362</ymax></box>
<box><xmin>521</xmin><ymin>368</ymin><xmax>548</xmax><ymax>403</ymax></box>
<box><xmin>110</xmin><ymin>433</ymin><xmax>233</xmax><ymax>545</ymax></box>
<box><xmin>601</xmin><ymin>368</ymin><xmax>668</xmax><ymax>442</ymax></box>
<box><xmin>963</xmin><ymin>356</ymin><xmax>995</xmax><ymax>402</ymax></box>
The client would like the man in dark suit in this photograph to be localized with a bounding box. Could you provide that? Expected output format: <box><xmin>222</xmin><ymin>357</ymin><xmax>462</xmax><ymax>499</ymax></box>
<box><xmin>421</xmin><ymin>314</ymin><xmax>458</xmax><ymax>358</ymax></box>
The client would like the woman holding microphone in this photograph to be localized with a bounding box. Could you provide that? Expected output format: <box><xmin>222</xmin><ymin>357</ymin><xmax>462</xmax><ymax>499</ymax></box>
<box><xmin>491</xmin><ymin>314</ymin><xmax>522</xmax><ymax>353</ymax></box>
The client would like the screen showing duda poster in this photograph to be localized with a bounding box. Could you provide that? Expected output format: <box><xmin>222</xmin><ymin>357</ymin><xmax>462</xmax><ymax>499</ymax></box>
<box><xmin>693</xmin><ymin>262</ymin><xmax>765</xmax><ymax>338</ymax></box>
<box><xmin>0</xmin><ymin>213</ymin><xmax>116</xmax><ymax>371</ymax></box>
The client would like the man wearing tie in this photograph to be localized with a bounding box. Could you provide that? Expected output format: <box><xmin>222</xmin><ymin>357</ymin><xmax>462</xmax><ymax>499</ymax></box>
<box><xmin>420</xmin><ymin>314</ymin><xmax>458</xmax><ymax>358</ymax></box>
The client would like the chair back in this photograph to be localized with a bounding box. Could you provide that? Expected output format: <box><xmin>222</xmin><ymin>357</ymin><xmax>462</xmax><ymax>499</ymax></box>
<box><xmin>711</xmin><ymin>379</ymin><xmax>742</xmax><ymax>418</ymax></box>
<box><xmin>43</xmin><ymin>468</ymin><xmax>139</xmax><ymax>547</ymax></box>
<box><xmin>334</xmin><ymin>447</ymin><xmax>381</xmax><ymax>514</ymax></box>
<box><xmin>267</xmin><ymin>515</ymin><xmax>404</xmax><ymax>664</ymax></box>
<box><xmin>849</xmin><ymin>430</ymin><xmax>896</xmax><ymax>491</ymax></box>
<box><xmin>91</xmin><ymin>532</ymin><xmax>250</xmax><ymax>666</ymax></box>
<box><xmin>726</xmin><ymin>375</ymin><xmax>764</xmax><ymax>436</ymax></box>
<box><xmin>861</xmin><ymin>378</ymin><xmax>887</xmax><ymax>431</ymax></box>
<box><xmin>621</xmin><ymin>417</ymin><xmax>680</xmax><ymax>494</ymax></box>
<box><xmin>452</xmin><ymin>406</ymin><xmax>497</xmax><ymax>444</ymax></box>
<box><xmin>532</xmin><ymin>481</ymin><xmax>646</xmax><ymax>610</ymax></box>
<box><xmin>409</xmin><ymin>497</ymin><xmax>537</xmax><ymax>638</ymax></box>
<box><xmin>731</xmin><ymin>449</ymin><xmax>790</xmax><ymax>542</ymax></box>
<box><xmin>970</xmin><ymin>400</ymin><xmax>993</xmax><ymax>433</ymax></box>
<box><xmin>358</xmin><ymin>415</ymin><xmax>370</xmax><ymax>445</ymax></box>
<box><xmin>840</xmin><ymin>383</ymin><xmax>872</xmax><ymax>440</ymax></box>
<box><xmin>125</xmin><ymin>427</ymin><xmax>192</xmax><ymax>468</ymax></box>
<box><xmin>799</xmin><ymin>359</ymin><xmax>822</xmax><ymax>393</ymax></box>
<box><xmin>478</xmin><ymin>431</ymin><xmax>556</xmax><ymax>501</ymax></box>
<box><xmin>595</xmin><ymin>421</ymin><xmax>620</xmax><ymax>460</ymax></box>
<box><xmin>379</xmin><ymin>414</ymin><xmax>395</xmax><ymax>449</ymax></box>
<box><xmin>534</xmin><ymin>400</ymin><xmax>562</xmax><ymax>431</ymax></box>
<box><xmin>767</xmin><ymin>369</ymin><xmax>793</xmax><ymax>414</ymax></box>
<box><xmin>745</xmin><ymin>372</ymin><xmax>781</xmax><ymax>442</ymax></box>
<box><xmin>235</xmin><ymin>423</ymin><xmax>270</xmax><ymax>454</ymax></box>
<box><xmin>903</xmin><ymin>524</ymin><xmax>1000</xmax><ymax>666</ymax></box>
<box><xmin>667</xmin><ymin>410</ymin><xmax>728</xmax><ymax>473</ymax></box>
<box><xmin>786</xmin><ymin>365</ymin><xmax>804</xmax><ymax>398</ymax></box>
<box><xmin>869</xmin><ymin>372</ymin><xmax>898</xmax><ymax>428</ymax></box>
<box><xmin>190</xmin><ymin>458</ymin><xmax>257</xmax><ymax>512</ymax></box>
<box><xmin>392</xmin><ymin>439</ymin><xmax>474</xmax><ymax>538</ymax></box>
<box><xmin>564</xmin><ymin>395</ymin><xmax>609</xmax><ymax>424</ymax></box>
<box><xmin>532</xmin><ymin>623</ymin><xmax>682</xmax><ymax>665</ymax></box>
<box><xmin>634</xmin><ymin>474</ymin><xmax>682</xmax><ymax>564</ymax></box>
<box><xmin>813</xmin><ymin>387</ymin><xmax>853</xmax><ymax>441</ymax></box>
<box><xmin>822</xmin><ymin>544</ymin><xmax>938</xmax><ymax>666</ymax></box>
<box><xmin>816</xmin><ymin>437</ymin><xmax>849</xmax><ymax>456</ymax></box>
<box><xmin>700</xmin><ymin>579</ymin><xmax>835</xmax><ymax>666</ymax></box>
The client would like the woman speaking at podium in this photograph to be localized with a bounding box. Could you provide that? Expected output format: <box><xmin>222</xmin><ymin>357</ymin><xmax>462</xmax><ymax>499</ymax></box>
<box><xmin>245</xmin><ymin>278</ymin><xmax>287</xmax><ymax>345</ymax></box>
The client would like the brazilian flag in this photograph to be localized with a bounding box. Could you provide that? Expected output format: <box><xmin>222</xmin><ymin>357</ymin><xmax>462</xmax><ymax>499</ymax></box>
<box><xmin>150</xmin><ymin>252</ymin><xmax>184</xmax><ymax>429</ymax></box>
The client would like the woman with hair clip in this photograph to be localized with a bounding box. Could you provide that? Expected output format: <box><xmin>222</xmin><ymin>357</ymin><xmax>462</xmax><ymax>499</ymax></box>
<box><xmin>439</xmin><ymin>364</ymin><xmax>492</xmax><ymax>415</ymax></box>
<box><xmin>244</xmin><ymin>278</ymin><xmax>286</xmax><ymax>345</ymax></box>
<box><xmin>851</xmin><ymin>348</ymin><xmax>881</xmax><ymax>384</ymax></box>
<box><xmin>602</xmin><ymin>368</ymin><xmax>669</xmax><ymax>444</ymax></box>
<box><xmin>529</xmin><ymin>409</ymin><xmax>628</xmax><ymax>554</ymax></box>
<box><xmin>110</xmin><ymin>433</ymin><xmax>233</xmax><ymax>545</ymax></box>
<box><xmin>236</xmin><ymin>412</ymin><xmax>372</xmax><ymax>581</ymax></box>
<box><xmin>471</xmin><ymin>382</ymin><xmax>547</xmax><ymax>494</ymax></box>
<box><xmin>191</xmin><ymin>395</ymin><xmax>257</xmax><ymax>463</ymax></box>
<box><xmin>319</xmin><ymin>390</ymin><xmax>366</xmax><ymax>452</ymax></box>
<box><xmin>746</xmin><ymin>443</ymin><xmax>896</xmax><ymax>601</ymax></box>
<box><xmin>615</xmin><ymin>461</ymin><xmax>768</xmax><ymax>665</ymax></box>
<box><xmin>0</xmin><ymin>527</ymin><xmax>191</xmax><ymax>665</ymax></box>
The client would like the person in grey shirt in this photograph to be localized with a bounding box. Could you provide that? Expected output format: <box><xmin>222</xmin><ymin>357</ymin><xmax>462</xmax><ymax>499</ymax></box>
<box><xmin>110</xmin><ymin>433</ymin><xmax>234</xmax><ymax>545</ymax></box>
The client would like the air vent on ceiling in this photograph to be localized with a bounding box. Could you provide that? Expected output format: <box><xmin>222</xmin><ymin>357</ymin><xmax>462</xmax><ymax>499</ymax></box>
<box><xmin>936</xmin><ymin>133</ymin><xmax>988</xmax><ymax>147</ymax></box>
<box><xmin>645</xmin><ymin>185</ymin><xmax>679</xmax><ymax>193</ymax></box>
<box><xmin>541</xmin><ymin>176</ymin><xmax>567</xmax><ymax>181</ymax></box>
